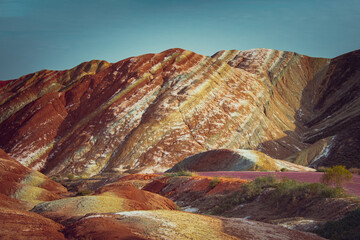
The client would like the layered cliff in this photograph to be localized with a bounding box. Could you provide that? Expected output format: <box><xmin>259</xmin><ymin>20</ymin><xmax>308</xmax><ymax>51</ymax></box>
<box><xmin>0</xmin><ymin>48</ymin><xmax>359</xmax><ymax>177</ymax></box>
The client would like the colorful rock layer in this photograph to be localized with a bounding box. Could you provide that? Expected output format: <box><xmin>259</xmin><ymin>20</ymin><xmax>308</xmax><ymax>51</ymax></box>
<box><xmin>0</xmin><ymin>148</ymin><xmax>67</xmax><ymax>206</ymax></box>
<box><xmin>167</xmin><ymin>149</ymin><xmax>316</xmax><ymax>172</ymax></box>
<box><xmin>0</xmin><ymin>48</ymin><xmax>359</xmax><ymax>177</ymax></box>
<box><xmin>63</xmin><ymin>210</ymin><xmax>324</xmax><ymax>240</ymax></box>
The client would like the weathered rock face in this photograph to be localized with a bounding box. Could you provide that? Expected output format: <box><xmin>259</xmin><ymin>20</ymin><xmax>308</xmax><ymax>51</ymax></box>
<box><xmin>63</xmin><ymin>210</ymin><xmax>325</xmax><ymax>240</ymax></box>
<box><xmin>31</xmin><ymin>184</ymin><xmax>176</xmax><ymax>222</ymax></box>
<box><xmin>0</xmin><ymin>148</ymin><xmax>67</xmax><ymax>206</ymax></box>
<box><xmin>167</xmin><ymin>149</ymin><xmax>315</xmax><ymax>172</ymax></box>
<box><xmin>0</xmin><ymin>207</ymin><xmax>65</xmax><ymax>239</ymax></box>
<box><xmin>0</xmin><ymin>48</ymin><xmax>359</xmax><ymax>176</ymax></box>
<box><xmin>0</xmin><ymin>193</ymin><xmax>28</xmax><ymax>210</ymax></box>
<box><xmin>0</xmin><ymin>148</ymin><xmax>68</xmax><ymax>239</ymax></box>
<box><xmin>281</xmin><ymin>50</ymin><xmax>360</xmax><ymax>168</ymax></box>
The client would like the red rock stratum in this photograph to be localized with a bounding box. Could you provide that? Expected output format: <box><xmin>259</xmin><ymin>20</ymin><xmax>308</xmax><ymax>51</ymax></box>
<box><xmin>0</xmin><ymin>148</ymin><xmax>67</xmax><ymax>206</ymax></box>
<box><xmin>0</xmin><ymin>207</ymin><xmax>65</xmax><ymax>239</ymax></box>
<box><xmin>31</xmin><ymin>183</ymin><xmax>176</xmax><ymax>222</ymax></box>
<box><xmin>0</xmin><ymin>48</ymin><xmax>359</xmax><ymax>177</ymax></box>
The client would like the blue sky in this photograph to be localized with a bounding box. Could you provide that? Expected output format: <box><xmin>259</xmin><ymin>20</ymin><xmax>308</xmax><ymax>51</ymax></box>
<box><xmin>0</xmin><ymin>0</ymin><xmax>359</xmax><ymax>80</ymax></box>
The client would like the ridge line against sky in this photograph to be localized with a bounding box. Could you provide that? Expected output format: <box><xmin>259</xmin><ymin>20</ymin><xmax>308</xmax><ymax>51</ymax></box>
<box><xmin>0</xmin><ymin>0</ymin><xmax>359</xmax><ymax>80</ymax></box>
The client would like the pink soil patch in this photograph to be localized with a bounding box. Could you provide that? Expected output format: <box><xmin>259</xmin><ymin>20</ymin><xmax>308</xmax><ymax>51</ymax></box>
<box><xmin>196</xmin><ymin>171</ymin><xmax>360</xmax><ymax>196</ymax></box>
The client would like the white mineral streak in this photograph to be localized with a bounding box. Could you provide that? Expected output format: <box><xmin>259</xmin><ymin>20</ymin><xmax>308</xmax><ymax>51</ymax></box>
<box><xmin>310</xmin><ymin>136</ymin><xmax>336</xmax><ymax>165</ymax></box>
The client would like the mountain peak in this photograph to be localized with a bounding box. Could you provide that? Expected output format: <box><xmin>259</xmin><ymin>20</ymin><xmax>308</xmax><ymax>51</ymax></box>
<box><xmin>0</xmin><ymin>48</ymin><xmax>359</xmax><ymax>177</ymax></box>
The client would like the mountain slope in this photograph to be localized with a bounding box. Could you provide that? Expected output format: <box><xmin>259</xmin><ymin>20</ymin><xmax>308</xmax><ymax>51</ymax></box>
<box><xmin>0</xmin><ymin>48</ymin><xmax>359</xmax><ymax>177</ymax></box>
<box><xmin>0</xmin><ymin>148</ymin><xmax>67</xmax><ymax>205</ymax></box>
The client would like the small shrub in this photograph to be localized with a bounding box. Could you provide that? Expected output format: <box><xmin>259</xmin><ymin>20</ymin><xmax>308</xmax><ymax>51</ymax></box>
<box><xmin>211</xmin><ymin>175</ymin><xmax>277</xmax><ymax>214</ymax></box>
<box><xmin>164</xmin><ymin>172</ymin><xmax>176</xmax><ymax>177</ymax></box>
<box><xmin>210</xmin><ymin>175</ymin><xmax>347</xmax><ymax>215</ymax></box>
<box><xmin>76</xmin><ymin>189</ymin><xmax>92</xmax><ymax>196</ymax></box>
<box><xmin>317</xmin><ymin>166</ymin><xmax>329</xmax><ymax>172</ymax></box>
<box><xmin>252</xmin><ymin>175</ymin><xmax>277</xmax><ymax>188</ymax></box>
<box><xmin>176</xmin><ymin>169</ymin><xmax>194</xmax><ymax>176</ymax></box>
<box><xmin>67</xmin><ymin>173</ymin><xmax>75</xmax><ymax>180</ymax></box>
<box><xmin>210</xmin><ymin>177</ymin><xmax>221</xmax><ymax>189</ymax></box>
<box><xmin>165</xmin><ymin>169</ymin><xmax>195</xmax><ymax>177</ymax></box>
<box><xmin>51</xmin><ymin>176</ymin><xmax>59</xmax><ymax>181</ymax></box>
<box><xmin>321</xmin><ymin>165</ymin><xmax>353</xmax><ymax>187</ymax></box>
<box><xmin>272</xmin><ymin>181</ymin><xmax>346</xmax><ymax>207</ymax></box>
<box><xmin>280</xmin><ymin>168</ymin><xmax>287</xmax><ymax>172</ymax></box>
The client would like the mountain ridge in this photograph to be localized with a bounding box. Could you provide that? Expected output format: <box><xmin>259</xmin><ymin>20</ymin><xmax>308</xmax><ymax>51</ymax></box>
<box><xmin>0</xmin><ymin>48</ymin><xmax>359</xmax><ymax>177</ymax></box>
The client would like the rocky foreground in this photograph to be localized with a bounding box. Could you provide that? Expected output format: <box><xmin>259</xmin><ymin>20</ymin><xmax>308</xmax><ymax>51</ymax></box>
<box><xmin>1</xmin><ymin>149</ymin><xmax>338</xmax><ymax>239</ymax></box>
<box><xmin>0</xmin><ymin>48</ymin><xmax>359</xmax><ymax>178</ymax></box>
<box><xmin>2</xmin><ymin>155</ymin><xmax>359</xmax><ymax>239</ymax></box>
<box><xmin>1</xmin><ymin>146</ymin><xmax>360</xmax><ymax>239</ymax></box>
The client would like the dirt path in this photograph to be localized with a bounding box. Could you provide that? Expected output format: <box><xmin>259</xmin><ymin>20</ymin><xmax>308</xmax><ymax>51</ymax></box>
<box><xmin>196</xmin><ymin>171</ymin><xmax>360</xmax><ymax>197</ymax></box>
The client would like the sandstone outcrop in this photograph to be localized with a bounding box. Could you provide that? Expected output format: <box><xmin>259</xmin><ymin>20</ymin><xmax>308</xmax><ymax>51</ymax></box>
<box><xmin>0</xmin><ymin>48</ymin><xmax>359</xmax><ymax>177</ymax></box>
<box><xmin>64</xmin><ymin>210</ymin><xmax>325</xmax><ymax>240</ymax></box>
<box><xmin>0</xmin><ymin>207</ymin><xmax>65</xmax><ymax>239</ymax></box>
<box><xmin>32</xmin><ymin>184</ymin><xmax>176</xmax><ymax>222</ymax></box>
<box><xmin>0</xmin><ymin>148</ymin><xmax>67</xmax><ymax>206</ymax></box>
<box><xmin>167</xmin><ymin>149</ymin><xmax>315</xmax><ymax>172</ymax></box>
<box><xmin>0</xmin><ymin>193</ymin><xmax>28</xmax><ymax>210</ymax></box>
<box><xmin>0</xmin><ymin>148</ymin><xmax>68</xmax><ymax>238</ymax></box>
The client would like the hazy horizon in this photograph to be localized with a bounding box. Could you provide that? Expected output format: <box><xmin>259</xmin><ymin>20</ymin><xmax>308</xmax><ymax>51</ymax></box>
<box><xmin>1</xmin><ymin>0</ymin><xmax>359</xmax><ymax>80</ymax></box>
